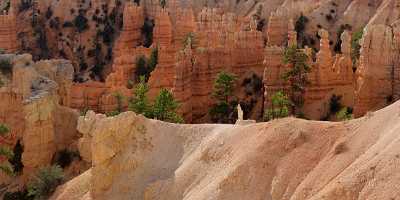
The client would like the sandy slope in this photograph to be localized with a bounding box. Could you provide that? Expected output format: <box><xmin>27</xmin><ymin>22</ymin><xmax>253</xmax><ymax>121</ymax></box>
<box><xmin>52</xmin><ymin>101</ymin><xmax>400</xmax><ymax>200</ymax></box>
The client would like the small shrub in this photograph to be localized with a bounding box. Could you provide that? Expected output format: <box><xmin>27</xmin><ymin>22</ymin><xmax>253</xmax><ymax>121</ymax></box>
<box><xmin>351</xmin><ymin>29</ymin><xmax>364</xmax><ymax>68</ymax></box>
<box><xmin>159</xmin><ymin>0</ymin><xmax>166</xmax><ymax>8</ymax></box>
<box><xmin>45</xmin><ymin>7</ymin><xmax>53</xmax><ymax>19</ymax></box>
<box><xmin>336</xmin><ymin>107</ymin><xmax>353</xmax><ymax>121</ymax></box>
<box><xmin>9</xmin><ymin>140</ymin><xmax>24</xmax><ymax>174</ymax></box>
<box><xmin>4</xmin><ymin>190</ymin><xmax>32</xmax><ymax>200</ymax></box>
<box><xmin>329</xmin><ymin>94</ymin><xmax>343</xmax><ymax>114</ymax></box>
<box><xmin>27</xmin><ymin>165</ymin><xmax>64</xmax><ymax>199</ymax></box>
<box><xmin>62</xmin><ymin>21</ymin><xmax>74</xmax><ymax>28</ymax></box>
<box><xmin>142</xmin><ymin>18</ymin><xmax>155</xmax><ymax>47</ymax></box>
<box><xmin>0</xmin><ymin>123</ymin><xmax>10</xmax><ymax>136</ymax></box>
<box><xmin>0</xmin><ymin>124</ymin><xmax>14</xmax><ymax>176</ymax></box>
<box><xmin>19</xmin><ymin>0</ymin><xmax>33</xmax><ymax>12</ymax></box>
<box><xmin>74</xmin><ymin>13</ymin><xmax>89</xmax><ymax>33</ymax></box>
<box><xmin>129</xmin><ymin>76</ymin><xmax>152</xmax><ymax>118</ymax></box>
<box><xmin>264</xmin><ymin>91</ymin><xmax>291</xmax><ymax>121</ymax></box>
<box><xmin>153</xmin><ymin>89</ymin><xmax>184</xmax><ymax>123</ymax></box>
<box><xmin>0</xmin><ymin>58</ymin><xmax>12</xmax><ymax>75</ymax></box>
<box><xmin>135</xmin><ymin>56</ymin><xmax>148</xmax><ymax>80</ymax></box>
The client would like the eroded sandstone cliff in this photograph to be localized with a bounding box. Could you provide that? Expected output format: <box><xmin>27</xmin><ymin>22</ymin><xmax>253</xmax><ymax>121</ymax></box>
<box><xmin>0</xmin><ymin>54</ymin><xmax>79</xmax><ymax>182</ymax></box>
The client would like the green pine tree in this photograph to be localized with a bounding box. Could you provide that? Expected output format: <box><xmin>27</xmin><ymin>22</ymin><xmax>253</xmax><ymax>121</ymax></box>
<box><xmin>129</xmin><ymin>76</ymin><xmax>152</xmax><ymax>118</ymax></box>
<box><xmin>209</xmin><ymin>71</ymin><xmax>237</xmax><ymax>123</ymax></box>
<box><xmin>152</xmin><ymin>89</ymin><xmax>184</xmax><ymax>123</ymax></box>
<box><xmin>282</xmin><ymin>45</ymin><xmax>311</xmax><ymax>115</ymax></box>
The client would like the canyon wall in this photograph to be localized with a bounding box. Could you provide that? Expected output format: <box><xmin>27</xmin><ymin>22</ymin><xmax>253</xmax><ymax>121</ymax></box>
<box><xmin>0</xmin><ymin>54</ymin><xmax>78</xmax><ymax>180</ymax></box>
<box><xmin>4</xmin><ymin>0</ymin><xmax>400</xmax><ymax>122</ymax></box>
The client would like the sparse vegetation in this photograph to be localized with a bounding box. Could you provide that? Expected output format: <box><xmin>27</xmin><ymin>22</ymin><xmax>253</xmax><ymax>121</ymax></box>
<box><xmin>0</xmin><ymin>124</ymin><xmax>14</xmax><ymax>176</ymax></box>
<box><xmin>160</xmin><ymin>0</ymin><xmax>166</xmax><ymax>8</ymax></box>
<box><xmin>329</xmin><ymin>94</ymin><xmax>343</xmax><ymax>114</ymax></box>
<box><xmin>351</xmin><ymin>28</ymin><xmax>364</xmax><ymax>69</ymax></box>
<box><xmin>74</xmin><ymin>12</ymin><xmax>89</xmax><ymax>33</ymax></box>
<box><xmin>19</xmin><ymin>0</ymin><xmax>33</xmax><ymax>12</ymax></box>
<box><xmin>183</xmin><ymin>32</ymin><xmax>196</xmax><ymax>48</ymax></box>
<box><xmin>134</xmin><ymin>48</ymin><xmax>159</xmax><ymax>82</ymax></box>
<box><xmin>295</xmin><ymin>14</ymin><xmax>310</xmax><ymax>47</ymax></box>
<box><xmin>336</xmin><ymin>107</ymin><xmax>353</xmax><ymax>121</ymax></box>
<box><xmin>334</xmin><ymin>24</ymin><xmax>352</xmax><ymax>53</ymax></box>
<box><xmin>27</xmin><ymin>165</ymin><xmax>64</xmax><ymax>199</ymax></box>
<box><xmin>0</xmin><ymin>58</ymin><xmax>12</xmax><ymax>75</ymax></box>
<box><xmin>142</xmin><ymin>18</ymin><xmax>155</xmax><ymax>47</ymax></box>
<box><xmin>264</xmin><ymin>91</ymin><xmax>291</xmax><ymax>121</ymax></box>
<box><xmin>282</xmin><ymin>45</ymin><xmax>311</xmax><ymax>116</ymax></box>
<box><xmin>106</xmin><ymin>92</ymin><xmax>125</xmax><ymax>117</ymax></box>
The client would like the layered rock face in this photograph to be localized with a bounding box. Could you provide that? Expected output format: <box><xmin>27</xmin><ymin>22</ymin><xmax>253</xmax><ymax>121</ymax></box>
<box><xmin>56</xmin><ymin>100</ymin><xmax>400</xmax><ymax>200</ymax></box>
<box><xmin>353</xmin><ymin>0</ymin><xmax>400</xmax><ymax>116</ymax></box>
<box><xmin>4</xmin><ymin>0</ymin><xmax>400</xmax><ymax>122</ymax></box>
<box><xmin>264</xmin><ymin>22</ymin><xmax>354</xmax><ymax>119</ymax></box>
<box><xmin>0</xmin><ymin>7</ymin><xmax>18</xmax><ymax>53</ymax></box>
<box><xmin>0</xmin><ymin>54</ymin><xmax>78</xmax><ymax>178</ymax></box>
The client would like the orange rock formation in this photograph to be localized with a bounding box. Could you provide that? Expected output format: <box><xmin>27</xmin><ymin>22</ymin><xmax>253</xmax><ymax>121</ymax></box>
<box><xmin>0</xmin><ymin>54</ymin><xmax>78</xmax><ymax>181</ymax></box>
<box><xmin>0</xmin><ymin>6</ymin><xmax>18</xmax><ymax>53</ymax></box>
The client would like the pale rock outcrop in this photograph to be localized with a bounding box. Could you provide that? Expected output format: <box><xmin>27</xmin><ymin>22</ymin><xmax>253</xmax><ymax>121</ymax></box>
<box><xmin>59</xmin><ymin>99</ymin><xmax>400</xmax><ymax>200</ymax></box>
<box><xmin>354</xmin><ymin>24</ymin><xmax>395</xmax><ymax>116</ymax></box>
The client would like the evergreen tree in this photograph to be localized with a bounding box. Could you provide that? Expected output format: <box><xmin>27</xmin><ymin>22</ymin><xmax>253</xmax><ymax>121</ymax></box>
<box><xmin>282</xmin><ymin>45</ymin><xmax>311</xmax><ymax>115</ymax></box>
<box><xmin>147</xmin><ymin>48</ymin><xmax>158</xmax><ymax>73</ymax></box>
<box><xmin>212</xmin><ymin>71</ymin><xmax>237</xmax><ymax>103</ymax></box>
<box><xmin>129</xmin><ymin>76</ymin><xmax>152</xmax><ymax>118</ymax></box>
<box><xmin>209</xmin><ymin>71</ymin><xmax>237</xmax><ymax>123</ymax></box>
<box><xmin>135</xmin><ymin>56</ymin><xmax>147</xmax><ymax>81</ymax></box>
<box><xmin>153</xmin><ymin>89</ymin><xmax>183</xmax><ymax>123</ymax></box>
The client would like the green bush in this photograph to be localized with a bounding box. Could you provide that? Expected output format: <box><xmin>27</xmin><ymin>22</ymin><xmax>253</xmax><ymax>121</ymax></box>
<box><xmin>129</xmin><ymin>76</ymin><xmax>152</xmax><ymax>118</ymax></box>
<box><xmin>329</xmin><ymin>94</ymin><xmax>343</xmax><ymax>114</ymax></box>
<box><xmin>0</xmin><ymin>124</ymin><xmax>14</xmax><ymax>176</ymax></box>
<box><xmin>0</xmin><ymin>58</ymin><xmax>12</xmax><ymax>75</ymax></box>
<box><xmin>135</xmin><ymin>48</ymin><xmax>159</xmax><ymax>82</ymax></box>
<box><xmin>135</xmin><ymin>56</ymin><xmax>148</xmax><ymax>80</ymax></box>
<box><xmin>153</xmin><ymin>89</ymin><xmax>184</xmax><ymax>123</ymax></box>
<box><xmin>4</xmin><ymin>190</ymin><xmax>33</xmax><ymax>200</ymax></box>
<box><xmin>336</xmin><ymin>107</ymin><xmax>353</xmax><ymax>121</ymax></box>
<box><xmin>142</xmin><ymin>18</ymin><xmax>155</xmax><ymax>47</ymax></box>
<box><xmin>19</xmin><ymin>0</ymin><xmax>33</xmax><ymax>12</ymax></box>
<box><xmin>9</xmin><ymin>140</ymin><xmax>24</xmax><ymax>174</ymax></box>
<box><xmin>27</xmin><ymin>165</ymin><xmax>64</xmax><ymax>199</ymax></box>
<box><xmin>264</xmin><ymin>91</ymin><xmax>291</xmax><ymax>121</ymax></box>
<box><xmin>295</xmin><ymin>14</ymin><xmax>309</xmax><ymax>47</ymax></box>
<box><xmin>351</xmin><ymin>29</ymin><xmax>363</xmax><ymax>68</ymax></box>
<box><xmin>0</xmin><ymin>123</ymin><xmax>10</xmax><ymax>136</ymax></box>
<box><xmin>74</xmin><ymin>13</ymin><xmax>89</xmax><ymax>33</ymax></box>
